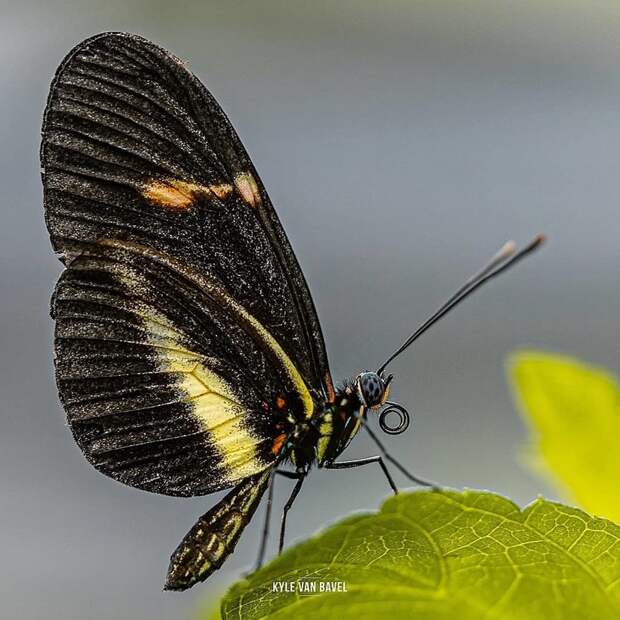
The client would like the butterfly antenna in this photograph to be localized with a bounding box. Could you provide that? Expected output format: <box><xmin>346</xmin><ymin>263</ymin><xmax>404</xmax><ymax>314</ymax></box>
<box><xmin>376</xmin><ymin>234</ymin><xmax>545</xmax><ymax>374</ymax></box>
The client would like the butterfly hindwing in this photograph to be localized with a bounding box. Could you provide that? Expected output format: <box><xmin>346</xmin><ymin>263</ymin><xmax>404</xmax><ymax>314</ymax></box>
<box><xmin>42</xmin><ymin>31</ymin><xmax>334</xmax><ymax>406</ymax></box>
<box><xmin>53</xmin><ymin>240</ymin><xmax>314</xmax><ymax>496</ymax></box>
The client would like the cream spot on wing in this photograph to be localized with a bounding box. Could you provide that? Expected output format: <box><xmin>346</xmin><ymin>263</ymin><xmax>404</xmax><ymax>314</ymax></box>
<box><xmin>234</xmin><ymin>172</ymin><xmax>261</xmax><ymax>208</ymax></box>
<box><xmin>142</xmin><ymin>179</ymin><xmax>233</xmax><ymax>209</ymax></box>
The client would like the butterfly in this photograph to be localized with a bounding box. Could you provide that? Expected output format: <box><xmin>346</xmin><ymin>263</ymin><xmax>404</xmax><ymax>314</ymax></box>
<box><xmin>41</xmin><ymin>32</ymin><xmax>544</xmax><ymax>591</ymax></box>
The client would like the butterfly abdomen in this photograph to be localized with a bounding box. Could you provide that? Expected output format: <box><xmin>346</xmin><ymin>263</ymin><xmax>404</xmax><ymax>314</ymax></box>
<box><xmin>165</xmin><ymin>468</ymin><xmax>272</xmax><ymax>591</ymax></box>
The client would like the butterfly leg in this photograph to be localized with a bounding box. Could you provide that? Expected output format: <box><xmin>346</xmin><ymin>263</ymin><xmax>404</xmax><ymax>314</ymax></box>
<box><xmin>362</xmin><ymin>423</ymin><xmax>439</xmax><ymax>489</ymax></box>
<box><xmin>278</xmin><ymin>472</ymin><xmax>306</xmax><ymax>554</ymax></box>
<box><xmin>254</xmin><ymin>469</ymin><xmax>305</xmax><ymax>570</ymax></box>
<box><xmin>324</xmin><ymin>456</ymin><xmax>399</xmax><ymax>495</ymax></box>
<box><xmin>254</xmin><ymin>469</ymin><xmax>276</xmax><ymax>571</ymax></box>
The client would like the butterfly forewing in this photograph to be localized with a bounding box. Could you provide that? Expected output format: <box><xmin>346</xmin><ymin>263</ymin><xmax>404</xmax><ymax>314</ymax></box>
<box><xmin>42</xmin><ymin>32</ymin><xmax>333</xmax><ymax>408</ymax></box>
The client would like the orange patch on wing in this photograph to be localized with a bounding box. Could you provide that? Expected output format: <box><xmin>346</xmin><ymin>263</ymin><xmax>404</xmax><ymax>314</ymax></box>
<box><xmin>271</xmin><ymin>432</ymin><xmax>287</xmax><ymax>455</ymax></box>
<box><xmin>275</xmin><ymin>395</ymin><xmax>287</xmax><ymax>410</ymax></box>
<box><xmin>142</xmin><ymin>179</ymin><xmax>233</xmax><ymax>209</ymax></box>
<box><xmin>209</xmin><ymin>183</ymin><xmax>234</xmax><ymax>200</ymax></box>
<box><xmin>234</xmin><ymin>172</ymin><xmax>261</xmax><ymax>208</ymax></box>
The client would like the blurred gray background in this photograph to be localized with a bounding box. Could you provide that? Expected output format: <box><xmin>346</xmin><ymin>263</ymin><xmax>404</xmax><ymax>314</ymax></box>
<box><xmin>3</xmin><ymin>1</ymin><xmax>620</xmax><ymax>618</ymax></box>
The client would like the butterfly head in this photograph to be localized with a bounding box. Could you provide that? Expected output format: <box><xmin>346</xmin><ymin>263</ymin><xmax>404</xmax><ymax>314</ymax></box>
<box><xmin>353</xmin><ymin>372</ymin><xmax>411</xmax><ymax>435</ymax></box>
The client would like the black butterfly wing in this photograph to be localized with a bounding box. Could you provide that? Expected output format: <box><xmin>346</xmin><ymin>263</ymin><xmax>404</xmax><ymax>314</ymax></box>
<box><xmin>42</xmin><ymin>32</ymin><xmax>334</xmax><ymax>404</ymax></box>
<box><xmin>52</xmin><ymin>240</ymin><xmax>314</xmax><ymax>496</ymax></box>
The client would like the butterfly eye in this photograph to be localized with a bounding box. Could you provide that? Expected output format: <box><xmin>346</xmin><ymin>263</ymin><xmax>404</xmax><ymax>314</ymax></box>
<box><xmin>356</xmin><ymin>372</ymin><xmax>385</xmax><ymax>407</ymax></box>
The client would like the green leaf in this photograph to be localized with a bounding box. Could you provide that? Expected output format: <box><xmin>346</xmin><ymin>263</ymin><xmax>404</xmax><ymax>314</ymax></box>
<box><xmin>216</xmin><ymin>490</ymin><xmax>620</xmax><ymax>620</ymax></box>
<box><xmin>509</xmin><ymin>350</ymin><xmax>620</xmax><ymax>522</ymax></box>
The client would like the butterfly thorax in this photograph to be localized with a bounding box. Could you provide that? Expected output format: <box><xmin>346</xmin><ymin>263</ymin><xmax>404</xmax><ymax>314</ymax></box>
<box><xmin>286</xmin><ymin>384</ymin><xmax>363</xmax><ymax>469</ymax></box>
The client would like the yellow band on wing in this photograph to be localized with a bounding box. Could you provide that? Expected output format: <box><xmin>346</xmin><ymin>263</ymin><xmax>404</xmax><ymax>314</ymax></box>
<box><xmin>114</xmin><ymin>286</ymin><xmax>260</xmax><ymax>479</ymax></box>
